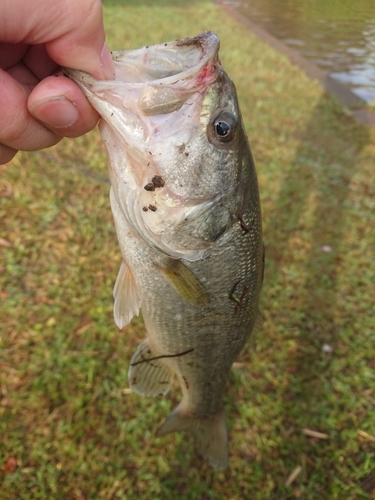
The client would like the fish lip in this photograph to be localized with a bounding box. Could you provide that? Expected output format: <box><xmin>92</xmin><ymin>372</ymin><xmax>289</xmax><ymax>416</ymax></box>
<box><xmin>64</xmin><ymin>31</ymin><xmax>220</xmax><ymax>88</ymax></box>
<box><xmin>175</xmin><ymin>31</ymin><xmax>218</xmax><ymax>50</ymax></box>
<box><xmin>158</xmin><ymin>31</ymin><xmax>220</xmax><ymax>84</ymax></box>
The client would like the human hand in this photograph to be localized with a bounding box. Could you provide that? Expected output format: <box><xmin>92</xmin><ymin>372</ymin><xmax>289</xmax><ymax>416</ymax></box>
<box><xmin>0</xmin><ymin>0</ymin><xmax>115</xmax><ymax>164</ymax></box>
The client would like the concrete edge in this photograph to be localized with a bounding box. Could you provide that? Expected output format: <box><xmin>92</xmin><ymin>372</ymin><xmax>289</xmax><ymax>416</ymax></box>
<box><xmin>214</xmin><ymin>0</ymin><xmax>375</xmax><ymax>128</ymax></box>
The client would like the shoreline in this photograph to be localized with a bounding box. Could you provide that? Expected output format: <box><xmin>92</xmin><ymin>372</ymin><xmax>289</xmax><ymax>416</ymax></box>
<box><xmin>214</xmin><ymin>0</ymin><xmax>375</xmax><ymax>128</ymax></box>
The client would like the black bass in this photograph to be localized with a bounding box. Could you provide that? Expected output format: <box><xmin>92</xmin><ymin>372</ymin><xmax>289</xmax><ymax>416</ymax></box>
<box><xmin>66</xmin><ymin>32</ymin><xmax>264</xmax><ymax>470</ymax></box>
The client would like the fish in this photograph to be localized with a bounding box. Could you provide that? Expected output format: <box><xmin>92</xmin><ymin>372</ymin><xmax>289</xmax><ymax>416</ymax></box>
<box><xmin>65</xmin><ymin>31</ymin><xmax>264</xmax><ymax>470</ymax></box>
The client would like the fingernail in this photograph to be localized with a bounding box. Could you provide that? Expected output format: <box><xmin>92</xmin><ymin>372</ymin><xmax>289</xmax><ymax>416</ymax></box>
<box><xmin>100</xmin><ymin>43</ymin><xmax>115</xmax><ymax>80</ymax></box>
<box><xmin>30</xmin><ymin>96</ymin><xmax>79</xmax><ymax>129</ymax></box>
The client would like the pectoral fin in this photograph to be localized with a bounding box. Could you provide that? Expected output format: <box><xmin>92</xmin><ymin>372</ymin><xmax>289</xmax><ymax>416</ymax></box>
<box><xmin>157</xmin><ymin>259</ymin><xmax>208</xmax><ymax>306</ymax></box>
<box><xmin>113</xmin><ymin>260</ymin><xmax>141</xmax><ymax>329</ymax></box>
<box><xmin>128</xmin><ymin>339</ymin><xmax>174</xmax><ymax>396</ymax></box>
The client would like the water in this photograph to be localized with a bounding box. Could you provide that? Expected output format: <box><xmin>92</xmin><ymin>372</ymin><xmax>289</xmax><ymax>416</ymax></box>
<box><xmin>224</xmin><ymin>0</ymin><xmax>375</xmax><ymax>103</ymax></box>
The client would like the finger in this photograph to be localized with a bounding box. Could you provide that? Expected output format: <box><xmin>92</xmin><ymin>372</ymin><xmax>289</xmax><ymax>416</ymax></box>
<box><xmin>6</xmin><ymin>59</ymin><xmax>39</xmax><ymax>90</ymax></box>
<box><xmin>28</xmin><ymin>74</ymin><xmax>99</xmax><ymax>138</ymax></box>
<box><xmin>0</xmin><ymin>0</ymin><xmax>114</xmax><ymax>80</ymax></box>
<box><xmin>0</xmin><ymin>42</ymin><xmax>28</xmax><ymax>69</ymax></box>
<box><xmin>0</xmin><ymin>68</ymin><xmax>60</xmax><ymax>151</ymax></box>
<box><xmin>0</xmin><ymin>144</ymin><xmax>17</xmax><ymax>165</ymax></box>
<box><xmin>23</xmin><ymin>44</ymin><xmax>60</xmax><ymax>80</ymax></box>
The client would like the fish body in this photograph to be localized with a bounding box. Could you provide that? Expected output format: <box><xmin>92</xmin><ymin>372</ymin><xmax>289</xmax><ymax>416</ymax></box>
<box><xmin>66</xmin><ymin>32</ymin><xmax>263</xmax><ymax>469</ymax></box>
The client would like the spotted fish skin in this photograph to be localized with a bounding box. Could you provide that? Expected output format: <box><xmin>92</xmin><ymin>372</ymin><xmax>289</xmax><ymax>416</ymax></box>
<box><xmin>65</xmin><ymin>31</ymin><xmax>263</xmax><ymax>470</ymax></box>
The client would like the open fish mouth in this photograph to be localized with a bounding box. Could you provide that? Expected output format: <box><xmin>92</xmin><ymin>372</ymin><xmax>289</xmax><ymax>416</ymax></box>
<box><xmin>115</xmin><ymin>31</ymin><xmax>219</xmax><ymax>83</ymax></box>
<box><xmin>117</xmin><ymin>32</ymin><xmax>220</xmax><ymax>116</ymax></box>
<box><xmin>64</xmin><ymin>32</ymin><xmax>221</xmax><ymax>128</ymax></box>
<box><xmin>66</xmin><ymin>31</ymin><xmax>220</xmax><ymax>90</ymax></box>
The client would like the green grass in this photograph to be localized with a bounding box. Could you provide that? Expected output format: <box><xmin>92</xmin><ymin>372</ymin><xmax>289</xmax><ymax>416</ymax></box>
<box><xmin>1</xmin><ymin>1</ymin><xmax>375</xmax><ymax>498</ymax></box>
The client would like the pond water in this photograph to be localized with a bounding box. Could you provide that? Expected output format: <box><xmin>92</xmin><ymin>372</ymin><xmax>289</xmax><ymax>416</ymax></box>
<box><xmin>223</xmin><ymin>0</ymin><xmax>375</xmax><ymax>103</ymax></box>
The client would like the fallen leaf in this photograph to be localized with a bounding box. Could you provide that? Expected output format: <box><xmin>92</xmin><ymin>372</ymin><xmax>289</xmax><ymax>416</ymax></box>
<box><xmin>4</xmin><ymin>457</ymin><xmax>17</xmax><ymax>474</ymax></box>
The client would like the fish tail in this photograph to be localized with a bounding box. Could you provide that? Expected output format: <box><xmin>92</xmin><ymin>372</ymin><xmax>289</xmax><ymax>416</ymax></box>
<box><xmin>156</xmin><ymin>405</ymin><xmax>228</xmax><ymax>470</ymax></box>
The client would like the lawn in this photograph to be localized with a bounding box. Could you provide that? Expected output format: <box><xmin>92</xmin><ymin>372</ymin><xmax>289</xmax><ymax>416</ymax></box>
<box><xmin>1</xmin><ymin>0</ymin><xmax>375</xmax><ymax>498</ymax></box>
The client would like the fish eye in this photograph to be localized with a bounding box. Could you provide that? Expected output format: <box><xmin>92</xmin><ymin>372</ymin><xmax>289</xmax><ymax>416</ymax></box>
<box><xmin>212</xmin><ymin>113</ymin><xmax>236</xmax><ymax>143</ymax></box>
<box><xmin>215</xmin><ymin>121</ymin><xmax>230</xmax><ymax>137</ymax></box>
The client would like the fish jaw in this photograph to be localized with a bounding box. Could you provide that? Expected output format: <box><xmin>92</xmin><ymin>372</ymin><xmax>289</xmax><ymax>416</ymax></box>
<box><xmin>64</xmin><ymin>32</ymin><xmax>246</xmax><ymax>260</ymax></box>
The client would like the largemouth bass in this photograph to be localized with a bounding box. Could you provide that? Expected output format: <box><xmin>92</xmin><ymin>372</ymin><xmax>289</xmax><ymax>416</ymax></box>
<box><xmin>66</xmin><ymin>31</ymin><xmax>264</xmax><ymax>470</ymax></box>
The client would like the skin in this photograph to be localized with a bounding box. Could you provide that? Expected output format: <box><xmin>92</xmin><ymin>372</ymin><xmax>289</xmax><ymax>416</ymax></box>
<box><xmin>0</xmin><ymin>0</ymin><xmax>115</xmax><ymax>164</ymax></box>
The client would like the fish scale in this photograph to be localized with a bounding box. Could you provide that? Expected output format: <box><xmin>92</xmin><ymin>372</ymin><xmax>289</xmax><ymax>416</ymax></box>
<box><xmin>123</xmin><ymin>216</ymin><xmax>260</xmax><ymax>413</ymax></box>
<box><xmin>65</xmin><ymin>31</ymin><xmax>263</xmax><ymax>470</ymax></box>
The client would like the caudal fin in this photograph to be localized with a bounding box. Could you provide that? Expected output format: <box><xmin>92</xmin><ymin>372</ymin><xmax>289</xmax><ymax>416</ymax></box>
<box><xmin>156</xmin><ymin>405</ymin><xmax>228</xmax><ymax>470</ymax></box>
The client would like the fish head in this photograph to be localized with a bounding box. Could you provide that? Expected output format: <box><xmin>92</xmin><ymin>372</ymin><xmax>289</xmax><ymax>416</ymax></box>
<box><xmin>65</xmin><ymin>32</ymin><xmax>251</xmax><ymax>260</ymax></box>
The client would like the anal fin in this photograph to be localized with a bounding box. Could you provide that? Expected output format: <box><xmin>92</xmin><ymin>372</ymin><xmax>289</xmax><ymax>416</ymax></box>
<box><xmin>113</xmin><ymin>260</ymin><xmax>141</xmax><ymax>329</ymax></box>
<box><xmin>128</xmin><ymin>339</ymin><xmax>174</xmax><ymax>397</ymax></box>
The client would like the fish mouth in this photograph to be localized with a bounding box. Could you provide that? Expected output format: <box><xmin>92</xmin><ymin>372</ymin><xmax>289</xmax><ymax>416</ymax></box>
<box><xmin>65</xmin><ymin>31</ymin><xmax>219</xmax><ymax>86</ymax></box>
<box><xmin>112</xmin><ymin>31</ymin><xmax>220</xmax><ymax>86</ymax></box>
<box><xmin>114</xmin><ymin>31</ymin><xmax>220</xmax><ymax>116</ymax></box>
<box><xmin>65</xmin><ymin>32</ymin><xmax>220</xmax><ymax>117</ymax></box>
